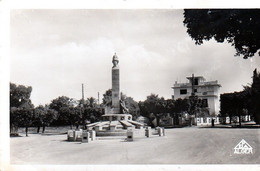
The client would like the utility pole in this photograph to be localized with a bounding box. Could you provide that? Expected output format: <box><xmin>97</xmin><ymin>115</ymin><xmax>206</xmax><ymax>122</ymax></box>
<box><xmin>98</xmin><ymin>92</ymin><xmax>100</xmax><ymax>105</ymax></box>
<box><xmin>82</xmin><ymin>83</ymin><xmax>85</xmax><ymax>106</ymax></box>
<box><xmin>81</xmin><ymin>83</ymin><xmax>85</xmax><ymax>129</ymax></box>
<box><xmin>191</xmin><ymin>73</ymin><xmax>195</xmax><ymax>96</ymax></box>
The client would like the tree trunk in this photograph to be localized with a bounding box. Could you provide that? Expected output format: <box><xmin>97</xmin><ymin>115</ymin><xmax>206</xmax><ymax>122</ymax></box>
<box><xmin>147</xmin><ymin>117</ymin><xmax>155</xmax><ymax>128</ymax></box>
<box><xmin>42</xmin><ymin>125</ymin><xmax>45</xmax><ymax>133</ymax></box>
<box><xmin>76</xmin><ymin>122</ymin><xmax>79</xmax><ymax>130</ymax></box>
<box><xmin>37</xmin><ymin>126</ymin><xmax>40</xmax><ymax>133</ymax></box>
<box><xmin>25</xmin><ymin>127</ymin><xmax>28</xmax><ymax>137</ymax></box>
<box><xmin>229</xmin><ymin>114</ymin><xmax>232</xmax><ymax>124</ymax></box>
<box><xmin>239</xmin><ymin>114</ymin><xmax>242</xmax><ymax>127</ymax></box>
<box><xmin>82</xmin><ymin>119</ymin><xmax>86</xmax><ymax>129</ymax></box>
<box><xmin>156</xmin><ymin>115</ymin><xmax>160</xmax><ymax>127</ymax></box>
<box><xmin>223</xmin><ymin>117</ymin><xmax>226</xmax><ymax>124</ymax></box>
<box><xmin>194</xmin><ymin>114</ymin><xmax>197</xmax><ymax>126</ymax></box>
<box><xmin>70</xmin><ymin>124</ymin><xmax>73</xmax><ymax>129</ymax></box>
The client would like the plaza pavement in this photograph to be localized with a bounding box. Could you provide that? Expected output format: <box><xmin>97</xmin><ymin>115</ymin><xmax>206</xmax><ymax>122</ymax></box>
<box><xmin>10</xmin><ymin>127</ymin><xmax>260</xmax><ymax>164</ymax></box>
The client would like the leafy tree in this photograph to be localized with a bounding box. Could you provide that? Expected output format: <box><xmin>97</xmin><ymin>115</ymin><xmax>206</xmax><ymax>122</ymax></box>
<box><xmin>34</xmin><ymin>105</ymin><xmax>58</xmax><ymax>133</ymax></box>
<box><xmin>220</xmin><ymin>69</ymin><xmax>260</xmax><ymax>125</ymax></box>
<box><xmin>10</xmin><ymin>83</ymin><xmax>33</xmax><ymax>108</ymax></box>
<box><xmin>78</xmin><ymin>97</ymin><xmax>103</xmax><ymax>126</ymax></box>
<box><xmin>10</xmin><ymin>107</ymin><xmax>20</xmax><ymax>134</ymax></box>
<box><xmin>121</xmin><ymin>94</ymin><xmax>140</xmax><ymax>120</ymax></box>
<box><xmin>187</xmin><ymin>95</ymin><xmax>201</xmax><ymax>117</ymax></box>
<box><xmin>59</xmin><ymin>106</ymin><xmax>78</xmax><ymax>129</ymax></box>
<box><xmin>220</xmin><ymin>93</ymin><xmax>235</xmax><ymax>124</ymax></box>
<box><xmin>172</xmin><ymin>98</ymin><xmax>189</xmax><ymax>115</ymax></box>
<box><xmin>251</xmin><ymin>69</ymin><xmax>260</xmax><ymax>123</ymax></box>
<box><xmin>86</xmin><ymin>97</ymin><xmax>97</xmax><ymax>107</ymax></box>
<box><xmin>11</xmin><ymin>107</ymin><xmax>34</xmax><ymax>136</ymax></box>
<box><xmin>232</xmin><ymin>91</ymin><xmax>247</xmax><ymax>126</ymax></box>
<box><xmin>246</xmin><ymin>69</ymin><xmax>260</xmax><ymax>124</ymax></box>
<box><xmin>220</xmin><ymin>91</ymin><xmax>248</xmax><ymax>126</ymax></box>
<box><xmin>49</xmin><ymin>96</ymin><xmax>76</xmax><ymax>126</ymax></box>
<box><xmin>83</xmin><ymin>105</ymin><xmax>103</xmax><ymax>124</ymax></box>
<box><xmin>183</xmin><ymin>9</ymin><xmax>260</xmax><ymax>59</ymax></box>
<box><xmin>165</xmin><ymin>98</ymin><xmax>189</xmax><ymax>125</ymax></box>
<box><xmin>10</xmin><ymin>83</ymin><xmax>34</xmax><ymax>136</ymax></box>
<box><xmin>138</xmin><ymin>94</ymin><xmax>167</xmax><ymax>127</ymax></box>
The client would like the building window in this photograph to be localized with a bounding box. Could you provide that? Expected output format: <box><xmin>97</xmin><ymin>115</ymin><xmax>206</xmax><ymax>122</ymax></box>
<box><xmin>203</xmin><ymin>92</ymin><xmax>207</xmax><ymax>95</ymax></box>
<box><xmin>202</xmin><ymin>99</ymin><xmax>208</xmax><ymax>107</ymax></box>
<box><xmin>180</xmin><ymin>89</ymin><xmax>187</xmax><ymax>94</ymax></box>
<box><xmin>194</xmin><ymin>89</ymin><xmax>197</xmax><ymax>93</ymax></box>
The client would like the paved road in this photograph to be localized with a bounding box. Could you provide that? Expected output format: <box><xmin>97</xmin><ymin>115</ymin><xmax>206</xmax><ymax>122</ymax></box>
<box><xmin>10</xmin><ymin>127</ymin><xmax>260</xmax><ymax>164</ymax></box>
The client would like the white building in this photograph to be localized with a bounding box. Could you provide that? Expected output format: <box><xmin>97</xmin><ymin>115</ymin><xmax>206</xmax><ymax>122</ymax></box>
<box><xmin>172</xmin><ymin>75</ymin><xmax>221</xmax><ymax>116</ymax></box>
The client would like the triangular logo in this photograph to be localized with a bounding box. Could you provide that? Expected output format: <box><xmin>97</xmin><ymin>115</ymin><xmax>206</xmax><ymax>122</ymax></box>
<box><xmin>234</xmin><ymin>139</ymin><xmax>253</xmax><ymax>154</ymax></box>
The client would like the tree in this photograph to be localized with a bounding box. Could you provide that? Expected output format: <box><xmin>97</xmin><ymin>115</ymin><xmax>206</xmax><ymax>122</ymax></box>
<box><xmin>10</xmin><ymin>107</ymin><xmax>20</xmax><ymax>134</ymax></box>
<box><xmin>34</xmin><ymin>105</ymin><xmax>58</xmax><ymax>133</ymax></box>
<box><xmin>49</xmin><ymin>96</ymin><xmax>76</xmax><ymax>126</ymax></box>
<box><xmin>10</xmin><ymin>83</ymin><xmax>33</xmax><ymax>108</ymax></box>
<box><xmin>233</xmin><ymin>91</ymin><xmax>247</xmax><ymax>126</ymax></box>
<box><xmin>166</xmin><ymin>98</ymin><xmax>189</xmax><ymax>125</ymax></box>
<box><xmin>71</xmin><ymin>97</ymin><xmax>104</xmax><ymax>127</ymax></box>
<box><xmin>220</xmin><ymin>93</ymin><xmax>233</xmax><ymax>124</ymax></box>
<box><xmin>10</xmin><ymin>83</ymin><xmax>34</xmax><ymax>136</ymax></box>
<box><xmin>59</xmin><ymin>106</ymin><xmax>78</xmax><ymax>129</ymax></box>
<box><xmin>220</xmin><ymin>69</ymin><xmax>260</xmax><ymax>125</ymax></box>
<box><xmin>183</xmin><ymin>9</ymin><xmax>260</xmax><ymax>59</ymax></box>
<box><xmin>121</xmin><ymin>94</ymin><xmax>140</xmax><ymax>120</ymax></box>
<box><xmin>172</xmin><ymin>98</ymin><xmax>189</xmax><ymax>115</ymax></box>
<box><xmin>187</xmin><ymin>95</ymin><xmax>201</xmax><ymax>116</ymax></box>
<box><xmin>11</xmin><ymin>107</ymin><xmax>34</xmax><ymax>136</ymax></box>
<box><xmin>244</xmin><ymin>69</ymin><xmax>260</xmax><ymax>124</ymax></box>
<box><xmin>139</xmin><ymin>94</ymin><xmax>167</xmax><ymax>127</ymax></box>
<box><xmin>248</xmin><ymin>69</ymin><xmax>260</xmax><ymax>124</ymax></box>
<box><xmin>220</xmin><ymin>91</ymin><xmax>248</xmax><ymax>126</ymax></box>
<box><xmin>84</xmin><ymin>105</ymin><xmax>103</xmax><ymax>124</ymax></box>
<box><xmin>86</xmin><ymin>97</ymin><xmax>97</xmax><ymax>107</ymax></box>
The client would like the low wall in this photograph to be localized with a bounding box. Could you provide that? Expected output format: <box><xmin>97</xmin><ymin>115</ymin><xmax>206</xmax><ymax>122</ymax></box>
<box><xmin>96</xmin><ymin>128</ymin><xmax>146</xmax><ymax>137</ymax></box>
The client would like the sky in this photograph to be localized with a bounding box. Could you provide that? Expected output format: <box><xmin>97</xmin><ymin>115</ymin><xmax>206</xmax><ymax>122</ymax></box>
<box><xmin>10</xmin><ymin>9</ymin><xmax>260</xmax><ymax>106</ymax></box>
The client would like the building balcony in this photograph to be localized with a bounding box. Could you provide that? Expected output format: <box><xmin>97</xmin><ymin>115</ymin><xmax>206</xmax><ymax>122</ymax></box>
<box><xmin>173</xmin><ymin>83</ymin><xmax>192</xmax><ymax>88</ymax></box>
<box><xmin>173</xmin><ymin>80</ymin><xmax>220</xmax><ymax>88</ymax></box>
<box><xmin>177</xmin><ymin>91</ymin><xmax>217</xmax><ymax>98</ymax></box>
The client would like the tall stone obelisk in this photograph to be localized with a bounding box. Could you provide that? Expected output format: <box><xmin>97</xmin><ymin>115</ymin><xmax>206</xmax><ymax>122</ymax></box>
<box><xmin>111</xmin><ymin>53</ymin><xmax>120</xmax><ymax>114</ymax></box>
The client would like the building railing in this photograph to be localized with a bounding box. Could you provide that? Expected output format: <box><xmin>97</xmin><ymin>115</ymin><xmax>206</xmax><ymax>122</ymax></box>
<box><xmin>173</xmin><ymin>83</ymin><xmax>191</xmax><ymax>87</ymax></box>
<box><xmin>173</xmin><ymin>80</ymin><xmax>219</xmax><ymax>88</ymax></box>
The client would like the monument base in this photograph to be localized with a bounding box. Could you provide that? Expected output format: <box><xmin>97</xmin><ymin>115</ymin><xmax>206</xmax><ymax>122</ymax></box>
<box><xmin>86</xmin><ymin>114</ymin><xmax>145</xmax><ymax>136</ymax></box>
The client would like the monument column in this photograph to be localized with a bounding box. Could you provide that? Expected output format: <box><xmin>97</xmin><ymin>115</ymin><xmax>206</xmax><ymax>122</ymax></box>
<box><xmin>112</xmin><ymin>53</ymin><xmax>120</xmax><ymax>114</ymax></box>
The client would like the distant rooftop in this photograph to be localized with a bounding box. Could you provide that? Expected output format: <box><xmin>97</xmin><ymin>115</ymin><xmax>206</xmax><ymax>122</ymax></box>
<box><xmin>173</xmin><ymin>75</ymin><xmax>221</xmax><ymax>88</ymax></box>
<box><xmin>186</xmin><ymin>76</ymin><xmax>204</xmax><ymax>79</ymax></box>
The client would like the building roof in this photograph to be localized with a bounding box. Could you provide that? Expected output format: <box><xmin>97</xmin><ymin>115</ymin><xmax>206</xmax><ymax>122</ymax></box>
<box><xmin>186</xmin><ymin>76</ymin><xmax>205</xmax><ymax>79</ymax></box>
